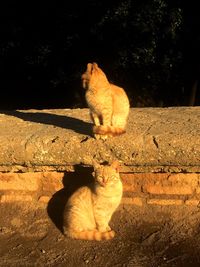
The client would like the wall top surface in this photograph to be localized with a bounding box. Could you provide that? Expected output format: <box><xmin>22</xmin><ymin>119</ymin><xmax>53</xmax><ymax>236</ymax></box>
<box><xmin>0</xmin><ymin>107</ymin><xmax>199</xmax><ymax>172</ymax></box>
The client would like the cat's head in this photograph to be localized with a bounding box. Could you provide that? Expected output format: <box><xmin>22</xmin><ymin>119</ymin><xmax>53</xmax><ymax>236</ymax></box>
<box><xmin>81</xmin><ymin>62</ymin><xmax>109</xmax><ymax>90</ymax></box>
<box><xmin>92</xmin><ymin>161</ymin><xmax>120</xmax><ymax>187</ymax></box>
<box><xmin>81</xmin><ymin>63</ymin><xmax>92</xmax><ymax>89</ymax></box>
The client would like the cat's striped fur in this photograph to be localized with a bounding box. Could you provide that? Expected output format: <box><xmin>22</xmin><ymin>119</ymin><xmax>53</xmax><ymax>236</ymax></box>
<box><xmin>63</xmin><ymin>161</ymin><xmax>122</xmax><ymax>241</ymax></box>
<box><xmin>82</xmin><ymin>62</ymin><xmax>130</xmax><ymax>139</ymax></box>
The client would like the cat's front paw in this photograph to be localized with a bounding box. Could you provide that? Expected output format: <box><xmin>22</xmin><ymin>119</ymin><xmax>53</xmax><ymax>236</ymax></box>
<box><xmin>99</xmin><ymin>134</ymin><xmax>108</xmax><ymax>141</ymax></box>
<box><xmin>109</xmin><ymin>230</ymin><xmax>115</xmax><ymax>238</ymax></box>
<box><xmin>106</xmin><ymin>225</ymin><xmax>111</xmax><ymax>231</ymax></box>
<box><xmin>97</xmin><ymin>225</ymin><xmax>111</xmax><ymax>232</ymax></box>
<box><xmin>94</xmin><ymin>134</ymin><xmax>101</xmax><ymax>140</ymax></box>
<box><xmin>94</xmin><ymin>134</ymin><xmax>108</xmax><ymax>140</ymax></box>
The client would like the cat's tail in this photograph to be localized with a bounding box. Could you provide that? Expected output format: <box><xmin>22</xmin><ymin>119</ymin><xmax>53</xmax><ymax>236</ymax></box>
<box><xmin>93</xmin><ymin>125</ymin><xmax>126</xmax><ymax>136</ymax></box>
<box><xmin>67</xmin><ymin>230</ymin><xmax>115</xmax><ymax>241</ymax></box>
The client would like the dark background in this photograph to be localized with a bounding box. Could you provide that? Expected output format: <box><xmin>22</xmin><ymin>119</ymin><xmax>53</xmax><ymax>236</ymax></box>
<box><xmin>0</xmin><ymin>0</ymin><xmax>198</xmax><ymax>109</ymax></box>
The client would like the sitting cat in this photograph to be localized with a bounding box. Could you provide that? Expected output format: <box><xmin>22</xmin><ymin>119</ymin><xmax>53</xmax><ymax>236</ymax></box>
<box><xmin>63</xmin><ymin>161</ymin><xmax>122</xmax><ymax>241</ymax></box>
<box><xmin>81</xmin><ymin>62</ymin><xmax>130</xmax><ymax>139</ymax></box>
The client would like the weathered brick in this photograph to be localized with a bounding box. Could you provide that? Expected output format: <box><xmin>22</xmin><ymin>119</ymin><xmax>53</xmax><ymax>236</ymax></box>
<box><xmin>41</xmin><ymin>172</ymin><xmax>64</xmax><ymax>192</ymax></box>
<box><xmin>0</xmin><ymin>173</ymin><xmax>39</xmax><ymax>191</ymax></box>
<box><xmin>147</xmin><ymin>199</ymin><xmax>183</xmax><ymax>206</ymax></box>
<box><xmin>38</xmin><ymin>196</ymin><xmax>50</xmax><ymax>203</ymax></box>
<box><xmin>121</xmin><ymin>173</ymin><xmax>168</xmax><ymax>181</ymax></box>
<box><xmin>122</xmin><ymin>197</ymin><xmax>133</xmax><ymax>205</ymax></box>
<box><xmin>1</xmin><ymin>194</ymin><xmax>33</xmax><ymax>202</ymax></box>
<box><xmin>122</xmin><ymin>197</ymin><xmax>143</xmax><ymax>206</ymax></box>
<box><xmin>168</xmin><ymin>173</ymin><xmax>199</xmax><ymax>187</ymax></box>
<box><xmin>123</xmin><ymin>184</ymin><xmax>141</xmax><ymax>192</ymax></box>
<box><xmin>185</xmin><ymin>199</ymin><xmax>200</xmax><ymax>206</ymax></box>
<box><xmin>195</xmin><ymin>188</ymin><xmax>200</xmax><ymax>194</ymax></box>
<box><xmin>144</xmin><ymin>185</ymin><xmax>193</xmax><ymax>195</ymax></box>
<box><xmin>132</xmin><ymin>197</ymin><xmax>143</xmax><ymax>206</ymax></box>
<box><xmin>121</xmin><ymin>173</ymin><xmax>141</xmax><ymax>192</ymax></box>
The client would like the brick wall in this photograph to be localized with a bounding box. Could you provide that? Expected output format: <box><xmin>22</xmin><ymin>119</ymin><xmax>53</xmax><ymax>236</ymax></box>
<box><xmin>121</xmin><ymin>173</ymin><xmax>200</xmax><ymax>206</ymax></box>
<box><xmin>0</xmin><ymin>171</ymin><xmax>200</xmax><ymax>207</ymax></box>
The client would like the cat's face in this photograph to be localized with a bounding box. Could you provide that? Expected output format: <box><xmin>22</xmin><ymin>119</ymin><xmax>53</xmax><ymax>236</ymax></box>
<box><xmin>93</xmin><ymin>161</ymin><xmax>120</xmax><ymax>187</ymax></box>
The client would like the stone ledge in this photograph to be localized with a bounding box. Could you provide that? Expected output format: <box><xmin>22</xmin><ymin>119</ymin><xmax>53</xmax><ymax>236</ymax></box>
<box><xmin>0</xmin><ymin>107</ymin><xmax>200</xmax><ymax>173</ymax></box>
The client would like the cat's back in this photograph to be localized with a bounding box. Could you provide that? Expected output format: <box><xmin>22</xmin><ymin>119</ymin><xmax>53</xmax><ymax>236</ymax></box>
<box><xmin>110</xmin><ymin>84</ymin><xmax>130</xmax><ymax>113</ymax></box>
<box><xmin>63</xmin><ymin>185</ymin><xmax>95</xmax><ymax>228</ymax></box>
<box><xmin>66</xmin><ymin>186</ymin><xmax>92</xmax><ymax>208</ymax></box>
<box><xmin>63</xmin><ymin>185</ymin><xmax>97</xmax><ymax>236</ymax></box>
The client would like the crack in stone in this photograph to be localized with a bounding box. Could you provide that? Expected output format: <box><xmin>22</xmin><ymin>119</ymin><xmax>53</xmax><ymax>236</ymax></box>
<box><xmin>152</xmin><ymin>136</ymin><xmax>159</xmax><ymax>149</ymax></box>
<box><xmin>80</xmin><ymin>136</ymin><xmax>89</xmax><ymax>143</ymax></box>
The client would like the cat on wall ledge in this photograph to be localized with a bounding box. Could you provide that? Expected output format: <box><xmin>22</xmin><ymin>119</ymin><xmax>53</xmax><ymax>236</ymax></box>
<box><xmin>82</xmin><ymin>62</ymin><xmax>130</xmax><ymax>140</ymax></box>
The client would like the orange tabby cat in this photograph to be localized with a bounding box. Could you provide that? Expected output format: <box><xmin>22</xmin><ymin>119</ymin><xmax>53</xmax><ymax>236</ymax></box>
<box><xmin>81</xmin><ymin>62</ymin><xmax>130</xmax><ymax>139</ymax></box>
<box><xmin>63</xmin><ymin>161</ymin><xmax>122</xmax><ymax>241</ymax></box>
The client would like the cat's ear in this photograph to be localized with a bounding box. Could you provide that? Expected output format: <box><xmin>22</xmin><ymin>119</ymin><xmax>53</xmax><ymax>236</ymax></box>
<box><xmin>111</xmin><ymin>161</ymin><xmax>120</xmax><ymax>173</ymax></box>
<box><xmin>87</xmin><ymin>63</ymin><xmax>93</xmax><ymax>73</ymax></box>
<box><xmin>92</xmin><ymin>62</ymin><xmax>99</xmax><ymax>72</ymax></box>
<box><xmin>93</xmin><ymin>62</ymin><xmax>98</xmax><ymax>68</ymax></box>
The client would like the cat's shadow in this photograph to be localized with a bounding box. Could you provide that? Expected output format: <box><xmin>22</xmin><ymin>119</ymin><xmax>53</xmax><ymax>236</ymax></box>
<box><xmin>47</xmin><ymin>165</ymin><xmax>94</xmax><ymax>233</ymax></box>
<box><xmin>0</xmin><ymin>110</ymin><xmax>93</xmax><ymax>136</ymax></box>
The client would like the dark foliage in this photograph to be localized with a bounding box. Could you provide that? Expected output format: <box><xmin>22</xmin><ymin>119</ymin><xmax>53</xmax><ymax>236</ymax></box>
<box><xmin>0</xmin><ymin>0</ymin><xmax>193</xmax><ymax>109</ymax></box>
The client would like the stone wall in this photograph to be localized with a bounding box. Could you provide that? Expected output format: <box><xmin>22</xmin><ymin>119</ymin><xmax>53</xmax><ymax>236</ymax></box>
<box><xmin>0</xmin><ymin>108</ymin><xmax>200</xmax><ymax>207</ymax></box>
